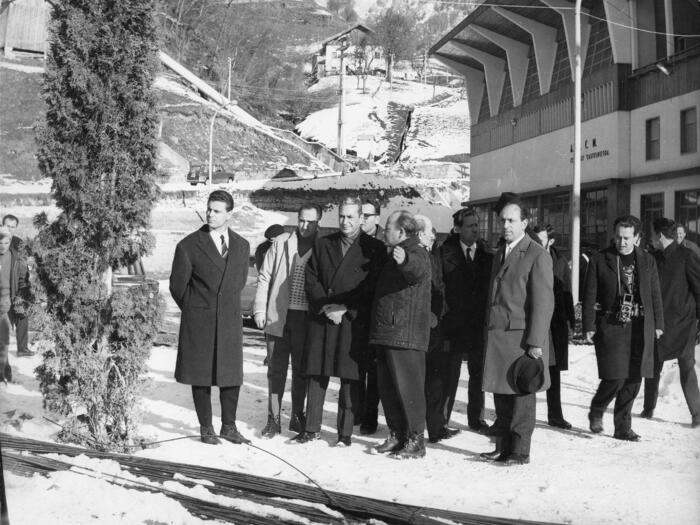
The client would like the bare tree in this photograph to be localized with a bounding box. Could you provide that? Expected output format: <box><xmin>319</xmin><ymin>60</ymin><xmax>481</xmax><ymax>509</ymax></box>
<box><xmin>372</xmin><ymin>6</ymin><xmax>417</xmax><ymax>83</ymax></box>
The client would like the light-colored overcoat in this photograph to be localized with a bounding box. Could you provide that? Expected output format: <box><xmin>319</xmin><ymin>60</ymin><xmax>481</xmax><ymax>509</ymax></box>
<box><xmin>482</xmin><ymin>235</ymin><xmax>554</xmax><ymax>394</ymax></box>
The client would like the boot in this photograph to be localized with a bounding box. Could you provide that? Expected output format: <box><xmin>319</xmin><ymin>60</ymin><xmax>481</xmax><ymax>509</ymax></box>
<box><xmin>261</xmin><ymin>415</ymin><xmax>281</xmax><ymax>438</ymax></box>
<box><xmin>200</xmin><ymin>425</ymin><xmax>221</xmax><ymax>445</ymax></box>
<box><xmin>220</xmin><ymin>424</ymin><xmax>250</xmax><ymax>444</ymax></box>
<box><xmin>375</xmin><ymin>431</ymin><xmax>406</xmax><ymax>454</ymax></box>
<box><xmin>394</xmin><ymin>433</ymin><xmax>426</xmax><ymax>459</ymax></box>
<box><xmin>289</xmin><ymin>412</ymin><xmax>306</xmax><ymax>433</ymax></box>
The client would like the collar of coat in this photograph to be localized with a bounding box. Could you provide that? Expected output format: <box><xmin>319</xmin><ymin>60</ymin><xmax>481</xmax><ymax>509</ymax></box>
<box><xmin>197</xmin><ymin>225</ymin><xmax>234</xmax><ymax>272</ymax></box>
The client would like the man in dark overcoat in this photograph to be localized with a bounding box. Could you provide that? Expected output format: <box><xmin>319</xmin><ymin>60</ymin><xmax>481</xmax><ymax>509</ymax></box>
<box><xmin>370</xmin><ymin>210</ymin><xmax>432</xmax><ymax>459</ymax></box>
<box><xmin>2</xmin><ymin>215</ymin><xmax>32</xmax><ymax>358</ymax></box>
<box><xmin>433</xmin><ymin>207</ymin><xmax>492</xmax><ymax>438</ymax></box>
<box><xmin>480</xmin><ymin>198</ymin><xmax>553</xmax><ymax>466</ymax></box>
<box><xmin>583</xmin><ymin>215</ymin><xmax>664</xmax><ymax>441</ymax></box>
<box><xmin>641</xmin><ymin>218</ymin><xmax>700</xmax><ymax>426</ymax></box>
<box><xmin>293</xmin><ymin>196</ymin><xmax>386</xmax><ymax>445</ymax></box>
<box><xmin>533</xmin><ymin>224</ymin><xmax>576</xmax><ymax>429</ymax></box>
<box><xmin>170</xmin><ymin>190</ymin><xmax>250</xmax><ymax>445</ymax></box>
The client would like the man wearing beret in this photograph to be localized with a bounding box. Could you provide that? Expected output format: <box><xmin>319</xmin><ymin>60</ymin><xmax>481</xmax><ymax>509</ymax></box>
<box><xmin>480</xmin><ymin>196</ymin><xmax>554</xmax><ymax>465</ymax></box>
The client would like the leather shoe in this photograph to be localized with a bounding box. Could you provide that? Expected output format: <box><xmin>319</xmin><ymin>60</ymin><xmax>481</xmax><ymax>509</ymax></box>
<box><xmin>589</xmin><ymin>415</ymin><xmax>604</xmax><ymax>434</ymax></box>
<box><xmin>479</xmin><ymin>449</ymin><xmax>506</xmax><ymax>461</ymax></box>
<box><xmin>292</xmin><ymin>431</ymin><xmax>320</xmax><ymax>443</ymax></box>
<box><xmin>220</xmin><ymin>424</ymin><xmax>250</xmax><ymax>444</ymax></box>
<box><xmin>548</xmin><ymin>417</ymin><xmax>573</xmax><ymax>429</ymax></box>
<box><xmin>289</xmin><ymin>412</ymin><xmax>306</xmax><ymax>433</ymax></box>
<box><xmin>692</xmin><ymin>415</ymin><xmax>699</xmax><ymax>428</ymax></box>
<box><xmin>497</xmin><ymin>453</ymin><xmax>530</xmax><ymax>465</ymax></box>
<box><xmin>613</xmin><ymin>429</ymin><xmax>641</xmax><ymax>442</ymax></box>
<box><xmin>376</xmin><ymin>431</ymin><xmax>405</xmax><ymax>453</ymax></box>
<box><xmin>200</xmin><ymin>426</ymin><xmax>221</xmax><ymax>445</ymax></box>
<box><xmin>428</xmin><ymin>427</ymin><xmax>460</xmax><ymax>443</ymax></box>
<box><xmin>468</xmin><ymin>420</ymin><xmax>490</xmax><ymax>433</ymax></box>
<box><xmin>261</xmin><ymin>415</ymin><xmax>281</xmax><ymax>438</ymax></box>
<box><xmin>336</xmin><ymin>436</ymin><xmax>351</xmax><ymax>447</ymax></box>
<box><xmin>639</xmin><ymin>409</ymin><xmax>654</xmax><ymax>419</ymax></box>
<box><xmin>16</xmin><ymin>349</ymin><xmax>35</xmax><ymax>357</ymax></box>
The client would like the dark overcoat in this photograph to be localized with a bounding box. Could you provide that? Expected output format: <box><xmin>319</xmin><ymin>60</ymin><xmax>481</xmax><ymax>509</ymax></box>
<box><xmin>369</xmin><ymin>236</ymin><xmax>432</xmax><ymax>352</ymax></box>
<box><xmin>582</xmin><ymin>246</ymin><xmax>664</xmax><ymax>380</ymax></box>
<box><xmin>482</xmin><ymin>235</ymin><xmax>554</xmax><ymax>395</ymax></box>
<box><xmin>305</xmin><ymin>231</ymin><xmax>386</xmax><ymax>380</ymax></box>
<box><xmin>550</xmin><ymin>247</ymin><xmax>575</xmax><ymax>371</ymax></box>
<box><xmin>654</xmin><ymin>243</ymin><xmax>700</xmax><ymax>361</ymax></box>
<box><xmin>170</xmin><ymin>226</ymin><xmax>250</xmax><ymax>387</ymax></box>
<box><xmin>439</xmin><ymin>235</ymin><xmax>493</xmax><ymax>357</ymax></box>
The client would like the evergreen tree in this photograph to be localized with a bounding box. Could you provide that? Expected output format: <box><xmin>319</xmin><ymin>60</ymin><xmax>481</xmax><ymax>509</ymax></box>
<box><xmin>34</xmin><ymin>0</ymin><xmax>161</xmax><ymax>451</ymax></box>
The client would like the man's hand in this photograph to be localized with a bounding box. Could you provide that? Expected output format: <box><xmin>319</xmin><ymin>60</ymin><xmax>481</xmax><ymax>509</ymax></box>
<box><xmin>392</xmin><ymin>246</ymin><xmax>406</xmax><ymax>265</ymax></box>
<box><xmin>322</xmin><ymin>303</ymin><xmax>347</xmax><ymax>325</ymax></box>
<box><xmin>527</xmin><ymin>346</ymin><xmax>543</xmax><ymax>359</ymax></box>
<box><xmin>585</xmin><ymin>331</ymin><xmax>595</xmax><ymax>343</ymax></box>
<box><xmin>254</xmin><ymin>312</ymin><xmax>266</xmax><ymax>330</ymax></box>
<box><xmin>655</xmin><ymin>329</ymin><xmax>663</xmax><ymax>340</ymax></box>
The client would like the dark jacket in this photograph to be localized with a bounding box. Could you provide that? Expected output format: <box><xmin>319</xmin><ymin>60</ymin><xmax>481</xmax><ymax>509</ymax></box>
<box><xmin>439</xmin><ymin>234</ymin><xmax>493</xmax><ymax>356</ymax></box>
<box><xmin>3</xmin><ymin>245</ymin><xmax>29</xmax><ymax>312</ymax></box>
<box><xmin>427</xmin><ymin>246</ymin><xmax>445</xmax><ymax>352</ymax></box>
<box><xmin>654</xmin><ymin>242</ymin><xmax>700</xmax><ymax>361</ymax></box>
<box><xmin>169</xmin><ymin>226</ymin><xmax>250</xmax><ymax>387</ymax></box>
<box><xmin>582</xmin><ymin>246</ymin><xmax>664</xmax><ymax>380</ymax></box>
<box><xmin>369</xmin><ymin>236</ymin><xmax>432</xmax><ymax>352</ymax></box>
<box><xmin>305</xmin><ymin>231</ymin><xmax>386</xmax><ymax>379</ymax></box>
<box><xmin>550</xmin><ymin>246</ymin><xmax>575</xmax><ymax>371</ymax></box>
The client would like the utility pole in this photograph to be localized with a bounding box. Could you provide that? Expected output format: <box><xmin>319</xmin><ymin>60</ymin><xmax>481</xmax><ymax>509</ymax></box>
<box><xmin>227</xmin><ymin>56</ymin><xmax>232</xmax><ymax>101</ymax></box>
<box><xmin>337</xmin><ymin>39</ymin><xmax>348</xmax><ymax>158</ymax></box>
<box><xmin>571</xmin><ymin>0</ymin><xmax>582</xmax><ymax>304</ymax></box>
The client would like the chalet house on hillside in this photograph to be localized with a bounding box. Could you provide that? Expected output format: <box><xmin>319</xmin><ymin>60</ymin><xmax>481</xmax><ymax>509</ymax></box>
<box><xmin>309</xmin><ymin>23</ymin><xmax>383</xmax><ymax>80</ymax></box>
<box><xmin>432</xmin><ymin>0</ymin><xmax>700</xmax><ymax>250</ymax></box>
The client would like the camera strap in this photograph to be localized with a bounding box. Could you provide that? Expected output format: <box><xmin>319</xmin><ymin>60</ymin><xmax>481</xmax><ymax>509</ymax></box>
<box><xmin>616</xmin><ymin>255</ymin><xmax>621</xmax><ymax>298</ymax></box>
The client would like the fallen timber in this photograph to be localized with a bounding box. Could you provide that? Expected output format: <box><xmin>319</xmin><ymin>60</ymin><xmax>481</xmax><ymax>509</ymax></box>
<box><xmin>1</xmin><ymin>433</ymin><xmax>554</xmax><ymax>525</ymax></box>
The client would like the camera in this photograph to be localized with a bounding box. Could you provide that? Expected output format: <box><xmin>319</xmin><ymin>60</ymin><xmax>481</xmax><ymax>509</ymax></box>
<box><xmin>616</xmin><ymin>293</ymin><xmax>639</xmax><ymax>324</ymax></box>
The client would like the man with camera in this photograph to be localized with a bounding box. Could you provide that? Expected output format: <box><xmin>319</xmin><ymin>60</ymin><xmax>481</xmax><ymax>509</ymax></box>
<box><xmin>583</xmin><ymin>215</ymin><xmax>664</xmax><ymax>441</ymax></box>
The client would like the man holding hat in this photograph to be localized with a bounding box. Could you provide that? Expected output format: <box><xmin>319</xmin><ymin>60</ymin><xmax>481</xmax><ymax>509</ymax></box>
<box><xmin>480</xmin><ymin>194</ymin><xmax>554</xmax><ymax>465</ymax></box>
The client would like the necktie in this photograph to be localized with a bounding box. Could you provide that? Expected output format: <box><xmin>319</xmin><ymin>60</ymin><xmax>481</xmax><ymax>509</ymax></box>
<box><xmin>468</xmin><ymin>246</ymin><xmax>474</xmax><ymax>261</ymax></box>
<box><xmin>220</xmin><ymin>234</ymin><xmax>228</xmax><ymax>258</ymax></box>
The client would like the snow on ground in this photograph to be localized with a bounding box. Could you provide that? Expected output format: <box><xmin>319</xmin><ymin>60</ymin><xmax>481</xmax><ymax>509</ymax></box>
<box><xmin>299</xmin><ymin>76</ymin><xmax>458</xmax><ymax>157</ymax></box>
<box><xmin>3</xmin><ymin>313</ymin><xmax>700</xmax><ymax>524</ymax></box>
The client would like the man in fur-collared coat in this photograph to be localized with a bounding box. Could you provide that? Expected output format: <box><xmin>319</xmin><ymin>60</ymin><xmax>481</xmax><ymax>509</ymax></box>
<box><xmin>583</xmin><ymin>215</ymin><xmax>664</xmax><ymax>442</ymax></box>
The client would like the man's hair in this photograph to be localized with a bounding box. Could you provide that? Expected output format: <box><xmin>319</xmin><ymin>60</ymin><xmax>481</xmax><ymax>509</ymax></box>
<box><xmin>363</xmin><ymin>199</ymin><xmax>380</xmax><ymax>215</ymax></box>
<box><xmin>2</xmin><ymin>214</ymin><xmax>18</xmax><ymax>226</ymax></box>
<box><xmin>452</xmin><ymin>207</ymin><xmax>479</xmax><ymax>227</ymax></box>
<box><xmin>0</xmin><ymin>226</ymin><xmax>11</xmax><ymax>240</ymax></box>
<box><xmin>413</xmin><ymin>214</ymin><xmax>432</xmax><ymax>234</ymax></box>
<box><xmin>532</xmin><ymin>223</ymin><xmax>555</xmax><ymax>241</ymax></box>
<box><xmin>613</xmin><ymin>215</ymin><xmax>642</xmax><ymax>236</ymax></box>
<box><xmin>299</xmin><ymin>203</ymin><xmax>322</xmax><ymax>220</ymax></box>
<box><xmin>389</xmin><ymin>210</ymin><xmax>417</xmax><ymax>236</ymax></box>
<box><xmin>676</xmin><ymin>223</ymin><xmax>688</xmax><ymax>233</ymax></box>
<box><xmin>208</xmin><ymin>190</ymin><xmax>234</xmax><ymax>211</ymax></box>
<box><xmin>501</xmin><ymin>200</ymin><xmax>529</xmax><ymax>221</ymax></box>
<box><xmin>653</xmin><ymin>217</ymin><xmax>676</xmax><ymax>239</ymax></box>
<box><xmin>338</xmin><ymin>196</ymin><xmax>362</xmax><ymax>214</ymax></box>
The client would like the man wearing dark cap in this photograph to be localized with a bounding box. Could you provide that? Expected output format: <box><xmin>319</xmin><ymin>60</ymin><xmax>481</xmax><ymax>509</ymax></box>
<box><xmin>480</xmin><ymin>196</ymin><xmax>553</xmax><ymax>465</ymax></box>
<box><xmin>255</xmin><ymin>224</ymin><xmax>285</xmax><ymax>272</ymax></box>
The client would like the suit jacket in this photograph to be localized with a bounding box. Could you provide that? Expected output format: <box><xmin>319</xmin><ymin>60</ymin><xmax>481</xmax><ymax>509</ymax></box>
<box><xmin>549</xmin><ymin>246</ymin><xmax>575</xmax><ymax>371</ymax></box>
<box><xmin>169</xmin><ymin>226</ymin><xmax>250</xmax><ymax>387</ymax></box>
<box><xmin>654</xmin><ymin>242</ymin><xmax>700</xmax><ymax>361</ymax></box>
<box><xmin>439</xmin><ymin>235</ymin><xmax>493</xmax><ymax>356</ymax></box>
<box><xmin>305</xmin><ymin>231</ymin><xmax>386</xmax><ymax>379</ymax></box>
<box><xmin>582</xmin><ymin>246</ymin><xmax>664</xmax><ymax>380</ymax></box>
<box><xmin>482</xmin><ymin>235</ymin><xmax>553</xmax><ymax>395</ymax></box>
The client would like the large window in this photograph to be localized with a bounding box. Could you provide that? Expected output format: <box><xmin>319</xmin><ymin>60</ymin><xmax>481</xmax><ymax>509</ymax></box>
<box><xmin>541</xmin><ymin>192</ymin><xmax>570</xmax><ymax>255</ymax></box>
<box><xmin>640</xmin><ymin>193</ymin><xmax>664</xmax><ymax>245</ymax></box>
<box><xmin>582</xmin><ymin>189</ymin><xmax>608</xmax><ymax>249</ymax></box>
<box><xmin>676</xmin><ymin>189</ymin><xmax>700</xmax><ymax>245</ymax></box>
<box><xmin>646</xmin><ymin>117</ymin><xmax>660</xmax><ymax>160</ymax></box>
<box><xmin>681</xmin><ymin>107</ymin><xmax>697</xmax><ymax>154</ymax></box>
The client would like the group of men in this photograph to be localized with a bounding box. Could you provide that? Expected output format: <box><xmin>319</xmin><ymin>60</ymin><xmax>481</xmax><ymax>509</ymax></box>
<box><xmin>0</xmin><ymin>214</ymin><xmax>34</xmax><ymax>385</ymax></box>
<box><xmin>170</xmin><ymin>189</ymin><xmax>699</xmax><ymax>465</ymax></box>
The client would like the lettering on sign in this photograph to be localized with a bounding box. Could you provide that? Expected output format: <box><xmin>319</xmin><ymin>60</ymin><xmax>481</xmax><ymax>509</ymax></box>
<box><xmin>569</xmin><ymin>136</ymin><xmax>611</xmax><ymax>163</ymax></box>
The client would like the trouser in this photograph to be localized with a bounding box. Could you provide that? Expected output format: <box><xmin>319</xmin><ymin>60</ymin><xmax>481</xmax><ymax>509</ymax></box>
<box><xmin>493</xmin><ymin>393</ymin><xmax>536</xmax><ymax>456</ymax></box>
<box><xmin>643</xmin><ymin>351</ymin><xmax>700</xmax><ymax>417</ymax></box>
<box><xmin>266</xmin><ymin>310</ymin><xmax>308</xmax><ymax>418</ymax></box>
<box><xmin>0</xmin><ymin>311</ymin><xmax>10</xmax><ymax>382</ymax></box>
<box><xmin>590</xmin><ymin>378</ymin><xmax>641</xmax><ymax>433</ymax></box>
<box><xmin>8</xmin><ymin>309</ymin><xmax>28</xmax><ymax>353</ymax></box>
<box><xmin>304</xmin><ymin>375</ymin><xmax>358</xmax><ymax>437</ymax></box>
<box><xmin>191</xmin><ymin>385</ymin><xmax>241</xmax><ymax>428</ymax></box>
<box><xmin>465</xmin><ymin>351</ymin><xmax>485</xmax><ymax>425</ymax></box>
<box><xmin>424</xmin><ymin>344</ymin><xmax>460</xmax><ymax>435</ymax></box>
<box><xmin>358</xmin><ymin>357</ymin><xmax>380</xmax><ymax>427</ymax></box>
<box><xmin>377</xmin><ymin>346</ymin><xmax>426</xmax><ymax>436</ymax></box>
<box><xmin>546</xmin><ymin>366</ymin><xmax>564</xmax><ymax>420</ymax></box>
